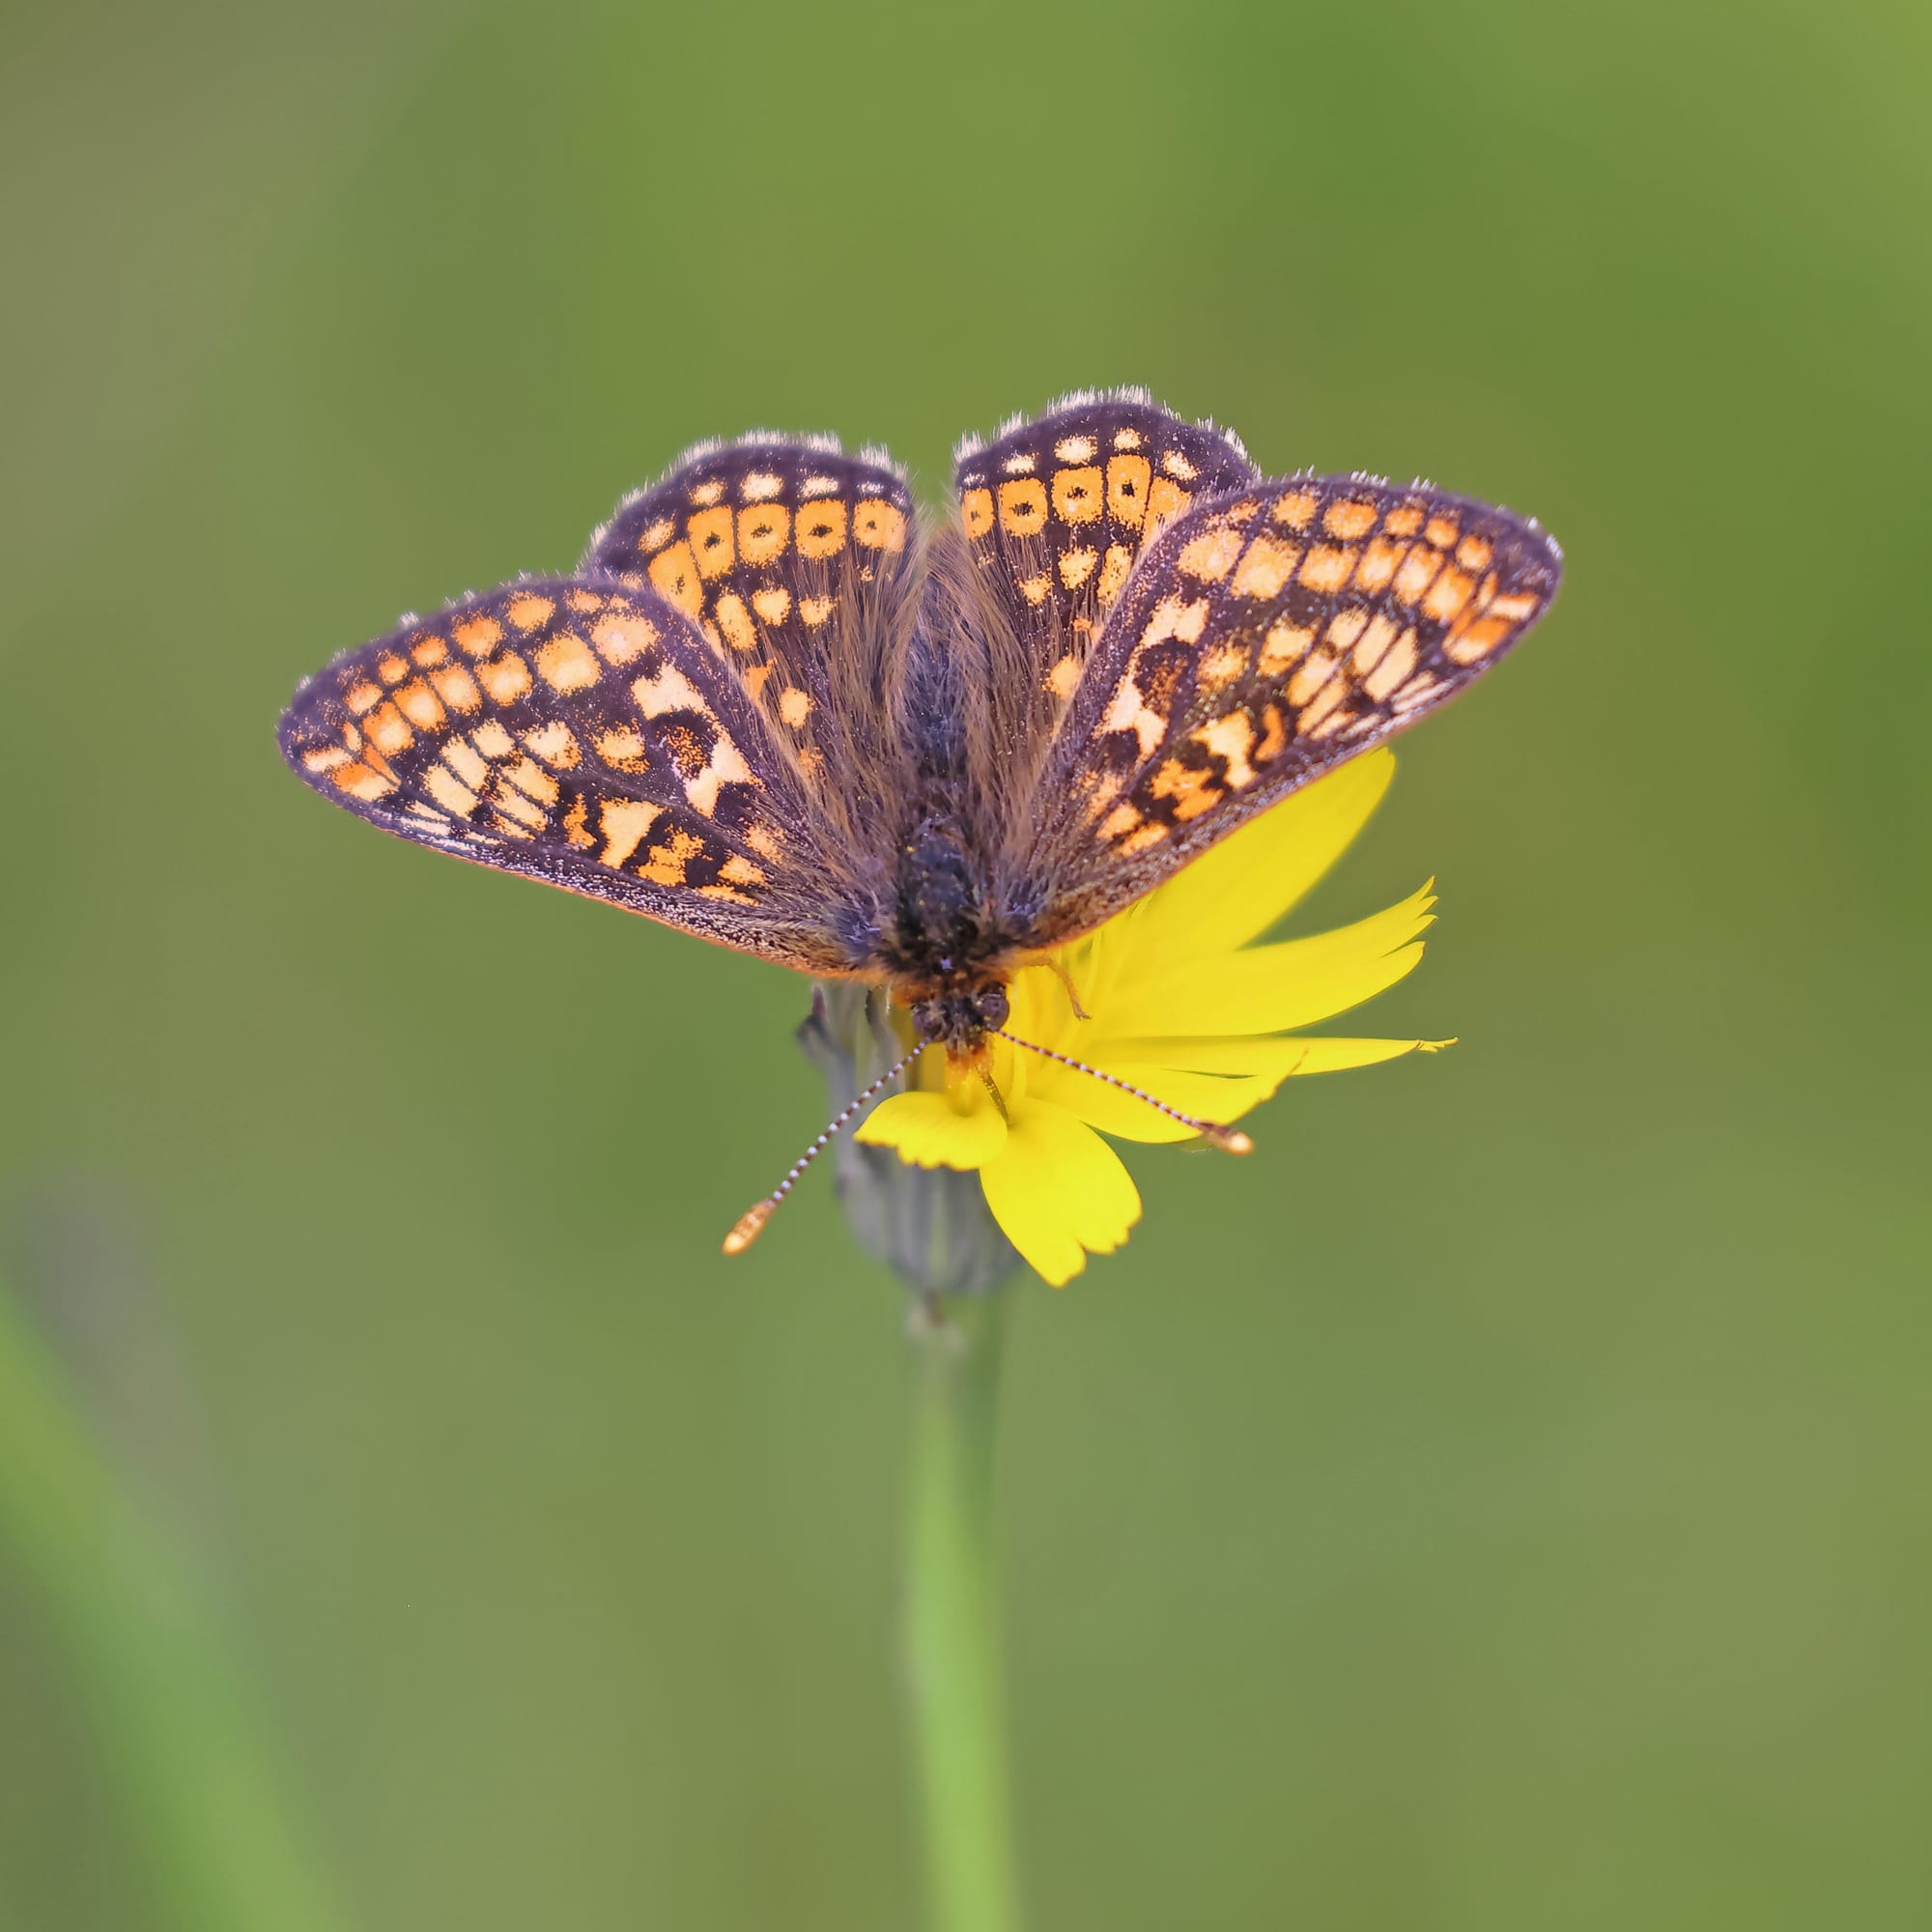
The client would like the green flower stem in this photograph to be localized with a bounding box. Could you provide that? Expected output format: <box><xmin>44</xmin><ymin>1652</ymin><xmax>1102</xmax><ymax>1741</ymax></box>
<box><xmin>0</xmin><ymin>1277</ymin><xmax>345</xmax><ymax>1932</ymax></box>
<box><xmin>904</xmin><ymin>1291</ymin><xmax>1023</xmax><ymax>1932</ymax></box>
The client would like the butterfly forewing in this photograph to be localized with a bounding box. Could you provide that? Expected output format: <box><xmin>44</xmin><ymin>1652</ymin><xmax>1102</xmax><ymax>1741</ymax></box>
<box><xmin>583</xmin><ymin>438</ymin><xmax>919</xmax><ymax>778</ymax></box>
<box><xmin>953</xmin><ymin>391</ymin><xmax>1260</xmax><ymax>716</ymax></box>
<box><xmin>1021</xmin><ymin>474</ymin><xmax>1563</xmax><ymax>943</ymax></box>
<box><xmin>278</xmin><ymin>576</ymin><xmax>858</xmax><ymax>970</ymax></box>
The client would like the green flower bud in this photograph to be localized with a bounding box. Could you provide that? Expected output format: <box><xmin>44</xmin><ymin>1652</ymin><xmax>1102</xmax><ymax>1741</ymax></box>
<box><xmin>796</xmin><ymin>982</ymin><xmax>1018</xmax><ymax>1297</ymax></box>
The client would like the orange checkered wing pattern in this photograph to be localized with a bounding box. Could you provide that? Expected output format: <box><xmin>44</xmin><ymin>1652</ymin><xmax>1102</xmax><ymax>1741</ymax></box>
<box><xmin>582</xmin><ymin>436</ymin><xmax>919</xmax><ymax>780</ymax></box>
<box><xmin>1021</xmin><ymin>473</ymin><xmax>1564</xmax><ymax>942</ymax></box>
<box><xmin>953</xmin><ymin>389</ymin><xmax>1259</xmax><ymax>718</ymax></box>
<box><xmin>277</xmin><ymin>576</ymin><xmax>860</xmax><ymax>971</ymax></box>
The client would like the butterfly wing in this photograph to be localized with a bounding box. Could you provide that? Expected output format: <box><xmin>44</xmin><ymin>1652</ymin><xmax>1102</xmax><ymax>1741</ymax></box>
<box><xmin>582</xmin><ymin>435</ymin><xmax>919</xmax><ymax>779</ymax></box>
<box><xmin>1018</xmin><ymin>473</ymin><xmax>1563</xmax><ymax>945</ymax></box>
<box><xmin>278</xmin><ymin>575</ymin><xmax>867</xmax><ymax>973</ymax></box>
<box><xmin>952</xmin><ymin>389</ymin><xmax>1260</xmax><ymax>712</ymax></box>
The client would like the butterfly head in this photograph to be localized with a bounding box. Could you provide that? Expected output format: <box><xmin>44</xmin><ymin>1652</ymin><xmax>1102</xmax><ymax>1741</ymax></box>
<box><xmin>908</xmin><ymin>980</ymin><xmax>1010</xmax><ymax>1061</ymax></box>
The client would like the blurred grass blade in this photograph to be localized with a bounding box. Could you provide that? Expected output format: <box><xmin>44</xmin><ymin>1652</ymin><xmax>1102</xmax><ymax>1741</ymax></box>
<box><xmin>0</xmin><ymin>1276</ymin><xmax>346</xmax><ymax>1932</ymax></box>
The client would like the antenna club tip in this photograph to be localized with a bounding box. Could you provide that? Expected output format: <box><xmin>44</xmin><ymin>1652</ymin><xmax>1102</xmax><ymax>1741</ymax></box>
<box><xmin>722</xmin><ymin>1200</ymin><xmax>777</xmax><ymax>1256</ymax></box>
<box><xmin>1207</xmin><ymin>1124</ymin><xmax>1255</xmax><ymax>1155</ymax></box>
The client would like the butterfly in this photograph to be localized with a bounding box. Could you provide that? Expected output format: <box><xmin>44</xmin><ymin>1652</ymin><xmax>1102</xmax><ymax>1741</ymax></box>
<box><xmin>281</xmin><ymin>388</ymin><xmax>1561</xmax><ymax>1079</ymax></box>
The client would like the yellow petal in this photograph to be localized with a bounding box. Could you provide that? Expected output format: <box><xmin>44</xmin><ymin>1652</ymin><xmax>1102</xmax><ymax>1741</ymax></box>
<box><xmin>1017</xmin><ymin>1056</ymin><xmax>1264</xmax><ymax>1142</ymax></box>
<box><xmin>999</xmin><ymin>961</ymin><xmax>1215</xmax><ymax>1140</ymax></box>
<box><xmin>1093</xmin><ymin>1035</ymin><xmax>1456</xmax><ymax>1077</ymax></box>
<box><xmin>979</xmin><ymin>1103</ymin><xmax>1142</xmax><ymax>1287</ymax></box>
<box><xmin>856</xmin><ymin>1088</ymin><xmax>1008</xmax><ymax>1170</ymax></box>
<box><xmin>1020</xmin><ymin>1033</ymin><xmax>1455</xmax><ymax>1142</ymax></box>
<box><xmin>1094</xmin><ymin>882</ymin><xmax>1435</xmax><ymax>1037</ymax></box>
<box><xmin>1117</xmin><ymin>749</ymin><xmax>1396</xmax><ymax>971</ymax></box>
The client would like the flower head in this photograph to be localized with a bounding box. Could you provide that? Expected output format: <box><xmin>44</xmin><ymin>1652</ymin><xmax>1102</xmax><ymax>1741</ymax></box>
<box><xmin>854</xmin><ymin>749</ymin><xmax>1449</xmax><ymax>1286</ymax></box>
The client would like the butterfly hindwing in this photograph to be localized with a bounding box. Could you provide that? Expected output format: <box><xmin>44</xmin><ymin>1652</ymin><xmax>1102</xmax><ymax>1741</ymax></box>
<box><xmin>278</xmin><ymin>576</ymin><xmax>860</xmax><ymax>971</ymax></box>
<box><xmin>1019</xmin><ymin>473</ymin><xmax>1564</xmax><ymax>943</ymax></box>
<box><xmin>953</xmin><ymin>389</ymin><xmax>1260</xmax><ymax>714</ymax></box>
<box><xmin>582</xmin><ymin>437</ymin><xmax>919</xmax><ymax>778</ymax></box>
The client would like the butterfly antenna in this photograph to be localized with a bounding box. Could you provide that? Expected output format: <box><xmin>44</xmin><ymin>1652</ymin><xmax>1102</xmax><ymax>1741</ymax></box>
<box><xmin>722</xmin><ymin>1042</ymin><xmax>930</xmax><ymax>1256</ymax></box>
<box><xmin>995</xmin><ymin>1031</ymin><xmax>1255</xmax><ymax>1153</ymax></box>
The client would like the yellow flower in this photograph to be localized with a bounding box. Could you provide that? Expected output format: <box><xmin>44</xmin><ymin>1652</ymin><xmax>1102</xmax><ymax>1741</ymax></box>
<box><xmin>854</xmin><ymin>749</ymin><xmax>1449</xmax><ymax>1286</ymax></box>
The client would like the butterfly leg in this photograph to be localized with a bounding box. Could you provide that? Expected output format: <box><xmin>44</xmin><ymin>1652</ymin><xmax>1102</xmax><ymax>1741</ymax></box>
<box><xmin>1045</xmin><ymin>957</ymin><xmax>1091</xmax><ymax>1020</ymax></box>
<box><xmin>977</xmin><ymin>1069</ymin><xmax>1012</xmax><ymax>1123</ymax></box>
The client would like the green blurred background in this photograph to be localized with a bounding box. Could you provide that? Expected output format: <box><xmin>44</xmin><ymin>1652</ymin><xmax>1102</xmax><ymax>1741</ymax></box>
<box><xmin>3</xmin><ymin>0</ymin><xmax>1926</xmax><ymax>1925</ymax></box>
